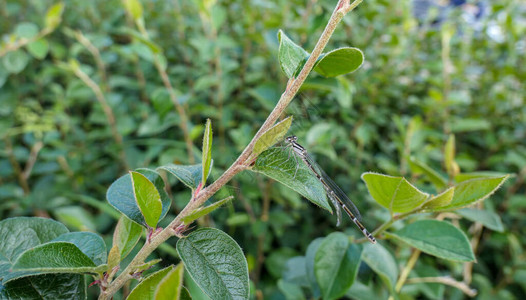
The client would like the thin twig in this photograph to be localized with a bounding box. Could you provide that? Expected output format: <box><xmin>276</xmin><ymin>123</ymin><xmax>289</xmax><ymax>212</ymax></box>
<box><xmin>405</xmin><ymin>276</ymin><xmax>477</xmax><ymax>297</ymax></box>
<box><xmin>72</xmin><ymin>66</ymin><xmax>129</xmax><ymax>170</ymax></box>
<box><xmin>23</xmin><ymin>141</ymin><xmax>43</xmax><ymax>179</ymax></box>
<box><xmin>73</xmin><ymin>30</ymin><xmax>108</xmax><ymax>91</ymax></box>
<box><xmin>395</xmin><ymin>249</ymin><xmax>421</xmax><ymax>292</ymax></box>
<box><xmin>136</xmin><ymin>19</ymin><xmax>195</xmax><ymax>164</ymax></box>
<box><xmin>4</xmin><ymin>137</ymin><xmax>30</xmax><ymax>194</ymax></box>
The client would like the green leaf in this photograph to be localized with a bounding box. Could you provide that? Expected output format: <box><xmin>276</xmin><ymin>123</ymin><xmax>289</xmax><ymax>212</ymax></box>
<box><xmin>314</xmin><ymin>232</ymin><xmax>362</xmax><ymax>300</ymax></box>
<box><xmin>0</xmin><ymin>274</ymin><xmax>86</xmax><ymax>299</ymax></box>
<box><xmin>53</xmin><ymin>205</ymin><xmax>96</xmax><ymax>231</ymax></box>
<box><xmin>51</xmin><ymin>232</ymin><xmax>107</xmax><ymax>266</ymax></box>
<box><xmin>127</xmin><ymin>266</ymin><xmax>174</xmax><ymax>300</ymax></box>
<box><xmin>432</xmin><ymin>175</ymin><xmax>509</xmax><ymax>211</ymax></box>
<box><xmin>44</xmin><ymin>2</ymin><xmax>65</xmax><ymax>30</ymax></box>
<box><xmin>408</xmin><ymin>157</ymin><xmax>447</xmax><ymax>190</ymax></box>
<box><xmin>2</xmin><ymin>50</ymin><xmax>29</xmax><ymax>74</ymax></box>
<box><xmin>278</xmin><ymin>30</ymin><xmax>309</xmax><ymax>78</ymax></box>
<box><xmin>454</xmin><ymin>171</ymin><xmax>510</xmax><ymax>183</ymax></box>
<box><xmin>107</xmin><ymin>244</ymin><xmax>120</xmax><ymax>272</ymax></box>
<box><xmin>0</xmin><ymin>217</ymin><xmax>69</xmax><ymax>283</ymax></box>
<box><xmin>14</xmin><ymin>22</ymin><xmax>39</xmax><ymax>39</ymax></box>
<box><xmin>457</xmin><ymin>208</ymin><xmax>504</xmax><ymax>232</ymax></box>
<box><xmin>177</xmin><ymin>228</ymin><xmax>249</xmax><ymax>300</ymax></box>
<box><xmin>123</xmin><ymin>0</ymin><xmax>144</xmax><ymax>21</ymax></box>
<box><xmin>361</xmin><ymin>172</ymin><xmax>429</xmax><ymax>213</ymax></box>
<box><xmin>202</xmin><ymin>118</ymin><xmax>213</xmax><ymax>185</ymax></box>
<box><xmin>107</xmin><ymin>168</ymin><xmax>171</xmax><ymax>227</ymax></box>
<box><xmin>313</xmin><ymin>47</ymin><xmax>364</xmax><ymax>77</ymax></box>
<box><xmin>183</xmin><ymin>269</ymin><xmax>211</xmax><ymax>300</ymax></box>
<box><xmin>282</xmin><ymin>256</ymin><xmax>308</xmax><ymax>286</ymax></box>
<box><xmin>422</xmin><ymin>187</ymin><xmax>454</xmax><ymax>209</ymax></box>
<box><xmin>135</xmin><ymin>259</ymin><xmax>163</xmax><ymax>273</ymax></box>
<box><xmin>305</xmin><ymin>238</ymin><xmax>323</xmax><ymax>299</ymax></box>
<box><xmin>181</xmin><ymin>196</ymin><xmax>234</xmax><ymax>225</ymax></box>
<box><xmin>277</xmin><ymin>279</ymin><xmax>305</xmax><ymax>300</ymax></box>
<box><xmin>121</xmin><ymin>28</ymin><xmax>162</xmax><ymax>54</ymax></box>
<box><xmin>158</xmin><ymin>164</ymin><xmax>204</xmax><ymax>190</ymax></box>
<box><xmin>130</xmin><ymin>171</ymin><xmax>163</xmax><ymax>229</ymax></box>
<box><xmin>361</xmin><ymin>243</ymin><xmax>398</xmax><ymax>294</ymax></box>
<box><xmin>252</xmin><ymin>116</ymin><xmax>293</xmax><ymax>159</ymax></box>
<box><xmin>27</xmin><ymin>38</ymin><xmax>49</xmax><ymax>59</ymax></box>
<box><xmin>113</xmin><ymin>215</ymin><xmax>143</xmax><ymax>260</ymax></box>
<box><xmin>154</xmin><ymin>263</ymin><xmax>185</xmax><ymax>300</ymax></box>
<box><xmin>388</xmin><ymin>220</ymin><xmax>474</xmax><ymax>262</ymax></box>
<box><xmin>252</xmin><ymin>147</ymin><xmax>331</xmax><ymax>212</ymax></box>
<box><xmin>12</xmin><ymin>242</ymin><xmax>101</xmax><ymax>273</ymax></box>
<box><xmin>450</xmin><ymin>118</ymin><xmax>491</xmax><ymax>132</ymax></box>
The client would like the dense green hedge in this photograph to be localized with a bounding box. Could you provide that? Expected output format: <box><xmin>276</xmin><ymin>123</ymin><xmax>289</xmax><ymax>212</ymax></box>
<box><xmin>1</xmin><ymin>0</ymin><xmax>525</xmax><ymax>299</ymax></box>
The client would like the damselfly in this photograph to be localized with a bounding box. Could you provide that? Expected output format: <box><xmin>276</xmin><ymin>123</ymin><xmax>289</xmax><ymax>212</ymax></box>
<box><xmin>284</xmin><ymin>136</ymin><xmax>376</xmax><ymax>244</ymax></box>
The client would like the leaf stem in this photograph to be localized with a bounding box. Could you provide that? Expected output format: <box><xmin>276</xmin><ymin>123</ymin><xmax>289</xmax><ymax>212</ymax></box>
<box><xmin>394</xmin><ymin>249</ymin><xmax>421</xmax><ymax>292</ymax></box>
<box><xmin>99</xmin><ymin>1</ymin><xmax>364</xmax><ymax>298</ymax></box>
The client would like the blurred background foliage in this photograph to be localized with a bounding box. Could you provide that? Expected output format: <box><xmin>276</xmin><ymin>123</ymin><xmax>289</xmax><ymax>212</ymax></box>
<box><xmin>0</xmin><ymin>0</ymin><xmax>525</xmax><ymax>299</ymax></box>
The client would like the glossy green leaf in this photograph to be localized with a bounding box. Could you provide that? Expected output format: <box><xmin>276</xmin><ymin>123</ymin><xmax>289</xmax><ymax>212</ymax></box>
<box><xmin>0</xmin><ymin>274</ymin><xmax>86</xmax><ymax>300</ymax></box>
<box><xmin>457</xmin><ymin>208</ymin><xmax>504</xmax><ymax>232</ymax></box>
<box><xmin>2</xmin><ymin>50</ymin><xmax>29</xmax><ymax>74</ymax></box>
<box><xmin>432</xmin><ymin>175</ymin><xmax>509</xmax><ymax>211</ymax></box>
<box><xmin>408</xmin><ymin>157</ymin><xmax>447</xmax><ymax>190</ymax></box>
<box><xmin>131</xmin><ymin>171</ymin><xmax>162</xmax><ymax>228</ymax></box>
<box><xmin>313</xmin><ymin>47</ymin><xmax>364</xmax><ymax>77</ymax></box>
<box><xmin>278</xmin><ymin>30</ymin><xmax>309</xmax><ymax>78</ymax></box>
<box><xmin>181</xmin><ymin>196</ymin><xmax>233</xmax><ymax>225</ymax></box>
<box><xmin>361</xmin><ymin>172</ymin><xmax>429</xmax><ymax>213</ymax></box>
<box><xmin>202</xmin><ymin>118</ymin><xmax>213</xmax><ymax>185</ymax></box>
<box><xmin>177</xmin><ymin>228</ymin><xmax>249</xmax><ymax>300</ymax></box>
<box><xmin>12</xmin><ymin>242</ymin><xmax>103</xmax><ymax>273</ymax></box>
<box><xmin>0</xmin><ymin>217</ymin><xmax>69</xmax><ymax>283</ymax></box>
<box><xmin>252</xmin><ymin>116</ymin><xmax>293</xmax><ymax>159</ymax></box>
<box><xmin>127</xmin><ymin>266</ymin><xmax>174</xmax><ymax>300</ymax></box>
<box><xmin>51</xmin><ymin>232</ymin><xmax>107</xmax><ymax>266</ymax></box>
<box><xmin>27</xmin><ymin>38</ymin><xmax>49</xmax><ymax>59</ymax></box>
<box><xmin>107</xmin><ymin>168</ymin><xmax>171</xmax><ymax>227</ymax></box>
<box><xmin>113</xmin><ymin>215</ymin><xmax>143</xmax><ymax>260</ymax></box>
<box><xmin>314</xmin><ymin>232</ymin><xmax>362</xmax><ymax>300</ymax></box>
<box><xmin>361</xmin><ymin>243</ymin><xmax>398</xmax><ymax>294</ymax></box>
<box><xmin>388</xmin><ymin>220</ymin><xmax>474</xmax><ymax>262</ymax></box>
<box><xmin>154</xmin><ymin>263</ymin><xmax>185</xmax><ymax>300</ymax></box>
<box><xmin>422</xmin><ymin>187</ymin><xmax>454</xmax><ymax>209</ymax></box>
<box><xmin>45</xmin><ymin>2</ymin><xmax>65</xmax><ymax>30</ymax></box>
<box><xmin>252</xmin><ymin>148</ymin><xmax>331</xmax><ymax>212</ymax></box>
<box><xmin>158</xmin><ymin>164</ymin><xmax>203</xmax><ymax>190</ymax></box>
